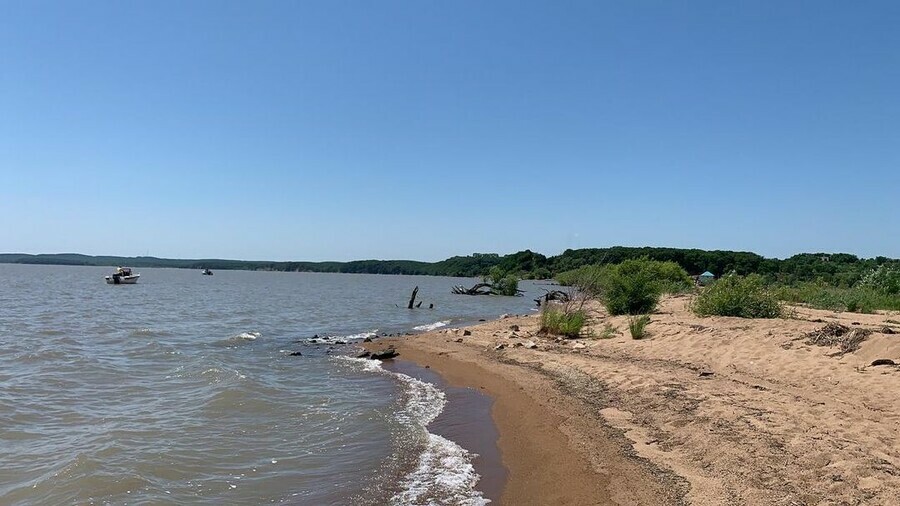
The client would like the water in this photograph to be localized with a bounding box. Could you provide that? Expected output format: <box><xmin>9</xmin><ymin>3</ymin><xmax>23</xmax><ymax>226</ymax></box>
<box><xmin>0</xmin><ymin>264</ymin><xmax>545</xmax><ymax>505</ymax></box>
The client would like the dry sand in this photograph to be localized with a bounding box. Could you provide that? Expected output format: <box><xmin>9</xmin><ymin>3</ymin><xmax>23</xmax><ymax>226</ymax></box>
<box><xmin>366</xmin><ymin>296</ymin><xmax>900</xmax><ymax>505</ymax></box>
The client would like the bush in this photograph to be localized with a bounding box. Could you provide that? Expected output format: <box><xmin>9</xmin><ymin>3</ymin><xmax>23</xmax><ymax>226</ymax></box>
<box><xmin>555</xmin><ymin>264</ymin><xmax>613</xmax><ymax>297</ymax></box>
<box><xmin>603</xmin><ymin>259</ymin><xmax>674</xmax><ymax>315</ymax></box>
<box><xmin>692</xmin><ymin>274</ymin><xmax>783</xmax><ymax>318</ymax></box>
<box><xmin>628</xmin><ymin>315</ymin><xmax>651</xmax><ymax>339</ymax></box>
<box><xmin>859</xmin><ymin>264</ymin><xmax>900</xmax><ymax>295</ymax></box>
<box><xmin>493</xmin><ymin>274</ymin><xmax>520</xmax><ymax>296</ymax></box>
<box><xmin>484</xmin><ymin>266</ymin><xmax>520</xmax><ymax>296</ymax></box>
<box><xmin>539</xmin><ymin>306</ymin><xmax>586</xmax><ymax>338</ymax></box>
<box><xmin>774</xmin><ymin>282</ymin><xmax>900</xmax><ymax>313</ymax></box>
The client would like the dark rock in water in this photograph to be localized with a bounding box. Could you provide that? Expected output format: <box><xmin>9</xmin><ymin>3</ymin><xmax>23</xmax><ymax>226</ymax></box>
<box><xmin>363</xmin><ymin>337</ymin><xmax>373</xmax><ymax>342</ymax></box>
<box><xmin>370</xmin><ymin>347</ymin><xmax>399</xmax><ymax>360</ymax></box>
<box><xmin>289</xmin><ymin>351</ymin><xmax>303</xmax><ymax>356</ymax></box>
<box><xmin>871</xmin><ymin>359</ymin><xmax>897</xmax><ymax>366</ymax></box>
<box><xmin>313</xmin><ymin>334</ymin><xmax>319</xmax><ymax>338</ymax></box>
<box><xmin>463</xmin><ymin>330</ymin><xmax>472</xmax><ymax>336</ymax></box>
<box><xmin>335</xmin><ymin>340</ymin><xmax>347</xmax><ymax>345</ymax></box>
<box><xmin>478</xmin><ymin>319</ymin><xmax>486</xmax><ymax>322</ymax></box>
<box><xmin>356</xmin><ymin>351</ymin><xmax>371</xmax><ymax>359</ymax></box>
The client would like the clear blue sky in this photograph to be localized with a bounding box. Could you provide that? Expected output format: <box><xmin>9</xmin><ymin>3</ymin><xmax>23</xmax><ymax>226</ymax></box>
<box><xmin>1</xmin><ymin>1</ymin><xmax>898</xmax><ymax>261</ymax></box>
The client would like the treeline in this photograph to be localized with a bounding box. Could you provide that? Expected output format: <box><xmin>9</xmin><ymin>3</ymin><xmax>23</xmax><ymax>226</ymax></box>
<box><xmin>1</xmin><ymin>248</ymin><xmax>898</xmax><ymax>286</ymax></box>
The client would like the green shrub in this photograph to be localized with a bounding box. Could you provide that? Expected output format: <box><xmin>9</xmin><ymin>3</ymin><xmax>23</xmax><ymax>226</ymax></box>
<box><xmin>859</xmin><ymin>264</ymin><xmax>900</xmax><ymax>295</ymax></box>
<box><xmin>603</xmin><ymin>259</ymin><xmax>664</xmax><ymax>315</ymax></box>
<box><xmin>692</xmin><ymin>274</ymin><xmax>783</xmax><ymax>318</ymax></box>
<box><xmin>556</xmin><ymin>259</ymin><xmax>691</xmax><ymax>302</ymax></box>
<box><xmin>628</xmin><ymin>315</ymin><xmax>651</xmax><ymax>339</ymax></box>
<box><xmin>774</xmin><ymin>282</ymin><xmax>900</xmax><ymax>313</ymax></box>
<box><xmin>540</xmin><ymin>307</ymin><xmax>586</xmax><ymax>338</ymax></box>
<box><xmin>555</xmin><ymin>264</ymin><xmax>613</xmax><ymax>297</ymax></box>
<box><xmin>494</xmin><ymin>274</ymin><xmax>520</xmax><ymax>296</ymax></box>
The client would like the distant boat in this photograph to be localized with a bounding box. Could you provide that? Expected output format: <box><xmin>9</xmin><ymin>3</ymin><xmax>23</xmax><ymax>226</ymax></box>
<box><xmin>105</xmin><ymin>267</ymin><xmax>140</xmax><ymax>284</ymax></box>
<box><xmin>201</xmin><ymin>268</ymin><xmax>214</xmax><ymax>275</ymax></box>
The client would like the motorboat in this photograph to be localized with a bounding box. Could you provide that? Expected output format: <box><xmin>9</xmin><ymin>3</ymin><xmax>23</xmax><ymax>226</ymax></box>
<box><xmin>105</xmin><ymin>267</ymin><xmax>140</xmax><ymax>284</ymax></box>
<box><xmin>201</xmin><ymin>268</ymin><xmax>214</xmax><ymax>275</ymax></box>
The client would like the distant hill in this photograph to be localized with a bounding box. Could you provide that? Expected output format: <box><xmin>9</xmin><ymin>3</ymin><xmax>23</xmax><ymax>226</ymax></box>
<box><xmin>1</xmin><ymin>248</ymin><xmax>897</xmax><ymax>285</ymax></box>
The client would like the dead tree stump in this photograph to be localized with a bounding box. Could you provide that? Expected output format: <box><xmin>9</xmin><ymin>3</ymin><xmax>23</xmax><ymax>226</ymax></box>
<box><xmin>408</xmin><ymin>286</ymin><xmax>419</xmax><ymax>309</ymax></box>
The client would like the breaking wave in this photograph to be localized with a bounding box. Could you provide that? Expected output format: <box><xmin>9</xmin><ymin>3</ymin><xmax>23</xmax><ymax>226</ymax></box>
<box><xmin>412</xmin><ymin>320</ymin><xmax>451</xmax><ymax>332</ymax></box>
<box><xmin>337</xmin><ymin>357</ymin><xmax>489</xmax><ymax>505</ymax></box>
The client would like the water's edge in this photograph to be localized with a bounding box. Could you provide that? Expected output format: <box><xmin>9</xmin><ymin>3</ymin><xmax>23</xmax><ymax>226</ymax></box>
<box><xmin>383</xmin><ymin>359</ymin><xmax>506</xmax><ymax>503</ymax></box>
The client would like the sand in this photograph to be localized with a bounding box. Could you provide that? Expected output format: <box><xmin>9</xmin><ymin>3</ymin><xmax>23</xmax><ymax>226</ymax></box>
<box><xmin>366</xmin><ymin>296</ymin><xmax>900</xmax><ymax>505</ymax></box>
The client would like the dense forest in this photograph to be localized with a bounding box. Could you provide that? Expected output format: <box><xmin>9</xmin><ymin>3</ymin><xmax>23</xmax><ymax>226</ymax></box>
<box><xmin>1</xmin><ymin>247</ymin><xmax>897</xmax><ymax>287</ymax></box>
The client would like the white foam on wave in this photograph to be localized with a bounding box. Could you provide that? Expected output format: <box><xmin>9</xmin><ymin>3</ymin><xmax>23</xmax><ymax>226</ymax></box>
<box><xmin>337</xmin><ymin>357</ymin><xmax>489</xmax><ymax>505</ymax></box>
<box><xmin>413</xmin><ymin>320</ymin><xmax>451</xmax><ymax>332</ymax></box>
<box><xmin>392</xmin><ymin>432</ymin><xmax>488</xmax><ymax>506</ymax></box>
<box><xmin>309</xmin><ymin>330</ymin><xmax>377</xmax><ymax>345</ymax></box>
<box><xmin>236</xmin><ymin>331</ymin><xmax>261</xmax><ymax>340</ymax></box>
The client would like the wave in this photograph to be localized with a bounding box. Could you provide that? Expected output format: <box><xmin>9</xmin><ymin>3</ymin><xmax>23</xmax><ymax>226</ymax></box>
<box><xmin>215</xmin><ymin>331</ymin><xmax>262</xmax><ymax>347</ymax></box>
<box><xmin>307</xmin><ymin>330</ymin><xmax>377</xmax><ymax>345</ymax></box>
<box><xmin>412</xmin><ymin>320</ymin><xmax>451</xmax><ymax>332</ymax></box>
<box><xmin>338</xmin><ymin>357</ymin><xmax>489</xmax><ymax>505</ymax></box>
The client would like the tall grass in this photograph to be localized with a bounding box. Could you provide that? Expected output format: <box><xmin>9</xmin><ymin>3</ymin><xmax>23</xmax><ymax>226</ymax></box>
<box><xmin>539</xmin><ymin>306</ymin><xmax>586</xmax><ymax>338</ymax></box>
<box><xmin>692</xmin><ymin>274</ymin><xmax>783</xmax><ymax>318</ymax></box>
<box><xmin>628</xmin><ymin>315</ymin><xmax>651</xmax><ymax>339</ymax></box>
<box><xmin>774</xmin><ymin>283</ymin><xmax>900</xmax><ymax>313</ymax></box>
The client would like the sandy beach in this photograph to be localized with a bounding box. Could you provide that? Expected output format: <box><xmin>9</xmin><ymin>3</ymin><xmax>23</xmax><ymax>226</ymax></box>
<box><xmin>367</xmin><ymin>296</ymin><xmax>900</xmax><ymax>505</ymax></box>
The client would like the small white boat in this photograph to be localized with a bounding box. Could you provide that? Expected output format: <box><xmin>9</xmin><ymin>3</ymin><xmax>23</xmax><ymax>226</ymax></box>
<box><xmin>105</xmin><ymin>267</ymin><xmax>140</xmax><ymax>284</ymax></box>
<box><xmin>201</xmin><ymin>268</ymin><xmax>214</xmax><ymax>275</ymax></box>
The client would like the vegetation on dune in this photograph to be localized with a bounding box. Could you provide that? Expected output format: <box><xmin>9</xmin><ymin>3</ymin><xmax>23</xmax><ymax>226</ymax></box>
<box><xmin>628</xmin><ymin>315</ymin><xmax>651</xmax><ymax>339</ymax></box>
<box><xmin>539</xmin><ymin>306</ymin><xmax>586</xmax><ymax>338</ymax></box>
<box><xmin>557</xmin><ymin>258</ymin><xmax>691</xmax><ymax>316</ymax></box>
<box><xmin>691</xmin><ymin>274</ymin><xmax>783</xmax><ymax>318</ymax></box>
<box><xmin>774</xmin><ymin>283</ymin><xmax>900</xmax><ymax>313</ymax></box>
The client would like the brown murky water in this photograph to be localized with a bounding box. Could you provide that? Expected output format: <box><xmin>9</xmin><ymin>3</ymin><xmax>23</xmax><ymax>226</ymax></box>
<box><xmin>0</xmin><ymin>264</ymin><xmax>539</xmax><ymax>505</ymax></box>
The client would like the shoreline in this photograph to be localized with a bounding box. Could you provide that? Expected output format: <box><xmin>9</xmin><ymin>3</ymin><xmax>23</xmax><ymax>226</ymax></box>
<box><xmin>364</xmin><ymin>325</ymin><xmax>682</xmax><ymax>505</ymax></box>
<box><xmin>381</xmin><ymin>359</ymin><xmax>506</xmax><ymax>503</ymax></box>
<box><xmin>366</xmin><ymin>296</ymin><xmax>900</xmax><ymax>505</ymax></box>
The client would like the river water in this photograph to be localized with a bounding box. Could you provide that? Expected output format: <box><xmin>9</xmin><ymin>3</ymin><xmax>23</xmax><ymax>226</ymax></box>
<box><xmin>0</xmin><ymin>264</ymin><xmax>544</xmax><ymax>505</ymax></box>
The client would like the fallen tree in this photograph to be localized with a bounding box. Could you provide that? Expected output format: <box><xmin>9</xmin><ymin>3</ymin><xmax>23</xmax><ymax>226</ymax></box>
<box><xmin>452</xmin><ymin>282</ymin><xmax>524</xmax><ymax>296</ymax></box>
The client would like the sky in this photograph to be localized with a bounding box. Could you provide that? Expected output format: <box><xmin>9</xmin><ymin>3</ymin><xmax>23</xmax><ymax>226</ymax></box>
<box><xmin>1</xmin><ymin>1</ymin><xmax>898</xmax><ymax>262</ymax></box>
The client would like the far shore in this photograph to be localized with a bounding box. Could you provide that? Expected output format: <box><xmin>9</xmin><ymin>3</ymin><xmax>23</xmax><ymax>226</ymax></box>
<box><xmin>365</xmin><ymin>296</ymin><xmax>900</xmax><ymax>505</ymax></box>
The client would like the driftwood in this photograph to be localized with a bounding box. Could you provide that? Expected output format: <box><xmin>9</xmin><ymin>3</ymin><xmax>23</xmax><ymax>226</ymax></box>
<box><xmin>407</xmin><ymin>286</ymin><xmax>419</xmax><ymax>309</ymax></box>
<box><xmin>534</xmin><ymin>289</ymin><xmax>571</xmax><ymax>307</ymax></box>
<box><xmin>452</xmin><ymin>283</ymin><xmax>494</xmax><ymax>295</ymax></box>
